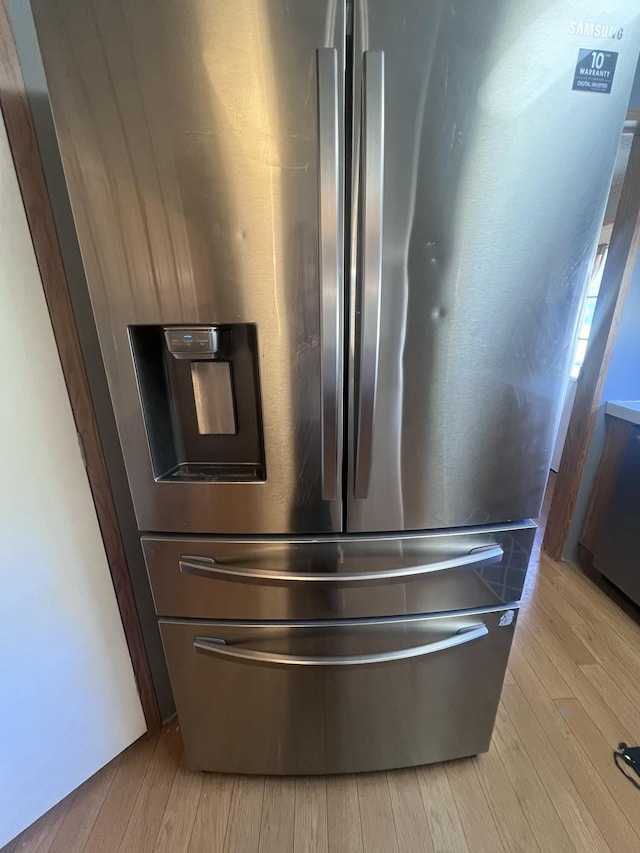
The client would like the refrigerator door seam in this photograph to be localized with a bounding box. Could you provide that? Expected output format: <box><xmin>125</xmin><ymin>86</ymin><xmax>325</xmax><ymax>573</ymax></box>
<box><xmin>158</xmin><ymin>603</ymin><xmax>521</xmax><ymax>628</ymax></box>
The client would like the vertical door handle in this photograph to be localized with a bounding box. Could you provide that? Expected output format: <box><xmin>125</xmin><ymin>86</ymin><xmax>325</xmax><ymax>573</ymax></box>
<box><xmin>355</xmin><ymin>51</ymin><xmax>384</xmax><ymax>499</ymax></box>
<box><xmin>317</xmin><ymin>47</ymin><xmax>341</xmax><ymax>501</ymax></box>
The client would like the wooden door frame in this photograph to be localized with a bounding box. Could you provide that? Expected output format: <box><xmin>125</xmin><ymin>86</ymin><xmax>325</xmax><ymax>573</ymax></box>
<box><xmin>543</xmin><ymin>124</ymin><xmax>640</xmax><ymax>562</ymax></box>
<box><xmin>0</xmin><ymin>2</ymin><xmax>161</xmax><ymax>733</ymax></box>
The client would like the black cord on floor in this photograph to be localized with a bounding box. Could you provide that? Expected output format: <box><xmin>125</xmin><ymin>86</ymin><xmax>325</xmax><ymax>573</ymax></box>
<box><xmin>614</xmin><ymin>744</ymin><xmax>640</xmax><ymax>790</ymax></box>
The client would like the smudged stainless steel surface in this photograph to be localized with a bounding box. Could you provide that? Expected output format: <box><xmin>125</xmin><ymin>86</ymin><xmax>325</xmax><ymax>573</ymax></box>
<box><xmin>30</xmin><ymin>0</ymin><xmax>640</xmax><ymax>538</ymax></box>
<box><xmin>31</xmin><ymin>0</ymin><xmax>345</xmax><ymax>533</ymax></box>
<box><xmin>143</xmin><ymin>521</ymin><xmax>535</xmax><ymax>620</ymax></box>
<box><xmin>347</xmin><ymin>0</ymin><xmax>640</xmax><ymax>532</ymax></box>
<box><xmin>159</xmin><ymin>607</ymin><xmax>518</xmax><ymax>773</ymax></box>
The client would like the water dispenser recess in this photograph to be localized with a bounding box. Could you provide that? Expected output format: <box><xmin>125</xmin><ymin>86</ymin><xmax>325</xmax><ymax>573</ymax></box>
<box><xmin>129</xmin><ymin>323</ymin><xmax>265</xmax><ymax>483</ymax></box>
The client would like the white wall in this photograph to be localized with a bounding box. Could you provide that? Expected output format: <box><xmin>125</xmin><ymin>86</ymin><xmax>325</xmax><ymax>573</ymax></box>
<box><xmin>0</xmin><ymin>115</ymin><xmax>145</xmax><ymax>847</ymax></box>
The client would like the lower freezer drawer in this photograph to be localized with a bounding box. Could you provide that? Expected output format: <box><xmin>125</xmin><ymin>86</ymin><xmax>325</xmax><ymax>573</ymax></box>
<box><xmin>160</xmin><ymin>607</ymin><xmax>517</xmax><ymax>774</ymax></box>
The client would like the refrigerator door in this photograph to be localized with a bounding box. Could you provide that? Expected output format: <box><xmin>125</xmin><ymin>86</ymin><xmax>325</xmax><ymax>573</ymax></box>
<box><xmin>143</xmin><ymin>522</ymin><xmax>534</xmax><ymax>620</ymax></box>
<box><xmin>348</xmin><ymin>0</ymin><xmax>640</xmax><ymax>532</ymax></box>
<box><xmin>159</xmin><ymin>608</ymin><xmax>517</xmax><ymax>773</ymax></box>
<box><xmin>30</xmin><ymin>0</ymin><xmax>345</xmax><ymax>534</ymax></box>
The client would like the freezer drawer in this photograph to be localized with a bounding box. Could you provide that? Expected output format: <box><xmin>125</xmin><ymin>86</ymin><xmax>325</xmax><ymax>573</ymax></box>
<box><xmin>160</xmin><ymin>608</ymin><xmax>517</xmax><ymax>774</ymax></box>
<box><xmin>143</xmin><ymin>523</ymin><xmax>534</xmax><ymax>620</ymax></box>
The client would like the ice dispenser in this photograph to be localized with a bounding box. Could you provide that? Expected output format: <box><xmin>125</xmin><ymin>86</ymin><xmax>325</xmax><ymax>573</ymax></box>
<box><xmin>129</xmin><ymin>324</ymin><xmax>265</xmax><ymax>482</ymax></box>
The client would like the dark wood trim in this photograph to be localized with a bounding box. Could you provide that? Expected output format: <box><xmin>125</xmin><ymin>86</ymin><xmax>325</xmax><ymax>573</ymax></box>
<box><xmin>576</xmin><ymin>542</ymin><xmax>594</xmax><ymax>571</ymax></box>
<box><xmin>543</xmin><ymin>131</ymin><xmax>640</xmax><ymax>561</ymax></box>
<box><xmin>579</xmin><ymin>415</ymin><xmax>633</xmax><ymax>554</ymax></box>
<box><xmin>0</xmin><ymin>2</ymin><xmax>160</xmax><ymax>733</ymax></box>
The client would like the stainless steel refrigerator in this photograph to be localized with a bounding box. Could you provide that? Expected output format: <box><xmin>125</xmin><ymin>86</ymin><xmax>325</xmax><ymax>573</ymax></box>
<box><xmin>31</xmin><ymin>0</ymin><xmax>640</xmax><ymax>773</ymax></box>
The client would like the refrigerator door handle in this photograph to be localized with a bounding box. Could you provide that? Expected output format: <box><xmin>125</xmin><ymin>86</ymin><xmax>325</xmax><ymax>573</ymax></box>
<box><xmin>193</xmin><ymin>623</ymin><xmax>488</xmax><ymax>666</ymax></box>
<box><xmin>317</xmin><ymin>47</ymin><xmax>341</xmax><ymax>501</ymax></box>
<box><xmin>355</xmin><ymin>50</ymin><xmax>385</xmax><ymax>499</ymax></box>
<box><xmin>179</xmin><ymin>544</ymin><xmax>503</xmax><ymax>583</ymax></box>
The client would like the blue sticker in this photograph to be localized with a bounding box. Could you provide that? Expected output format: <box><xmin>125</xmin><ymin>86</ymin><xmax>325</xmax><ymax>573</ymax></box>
<box><xmin>573</xmin><ymin>48</ymin><xmax>618</xmax><ymax>94</ymax></box>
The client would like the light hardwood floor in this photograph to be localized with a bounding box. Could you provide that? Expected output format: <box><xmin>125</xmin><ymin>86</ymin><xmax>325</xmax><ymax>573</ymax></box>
<box><xmin>5</xmin><ymin>478</ymin><xmax>640</xmax><ymax>853</ymax></box>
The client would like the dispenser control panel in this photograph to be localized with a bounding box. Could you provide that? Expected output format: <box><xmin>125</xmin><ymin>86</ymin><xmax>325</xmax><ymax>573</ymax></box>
<box><xmin>164</xmin><ymin>326</ymin><xmax>219</xmax><ymax>359</ymax></box>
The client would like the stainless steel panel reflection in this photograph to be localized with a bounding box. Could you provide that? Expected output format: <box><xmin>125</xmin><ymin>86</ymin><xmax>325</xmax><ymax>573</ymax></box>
<box><xmin>159</xmin><ymin>608</ymin><xmax>517</xmax><ymax>773</ymax></box>
<box><xmin>30</xmin><ymin>0</ymin><xmax>345</xmax><ymax>534</ymax></box>
<box><xmin>348</xmin><ymin>1</ymin><xmax>640</xmax><ymax>532</ymax></box>
<box><xmin>190</xmin><ymin>362</ymin><xmax>236</xmax><ymax>435</ymax></box>
<box><xmin>143</xmin><ymin>522</ymin><xmax>535</xmax><ymax>619</ymax></box>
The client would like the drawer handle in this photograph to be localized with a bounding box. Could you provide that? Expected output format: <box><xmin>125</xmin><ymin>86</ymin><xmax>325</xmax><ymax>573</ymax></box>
<box><xmin>179</xmin><ymin>544</ymin><xmax>503</xmax><ymax>583</ymax></box>
<box><xmin>193</xmin><ymin>623</ymin><xmax>489</xmax><ymax>666</ymax></box>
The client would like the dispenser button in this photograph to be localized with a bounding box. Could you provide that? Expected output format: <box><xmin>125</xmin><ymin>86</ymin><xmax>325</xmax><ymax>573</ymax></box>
<box><xmin>164</xmin><ymin>326</ymin><xmax>217</xmax><ymax>357</ymax></box>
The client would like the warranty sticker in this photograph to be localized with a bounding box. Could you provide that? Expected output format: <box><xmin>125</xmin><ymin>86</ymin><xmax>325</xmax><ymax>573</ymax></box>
<box><xmin>573</xmin><ymin>48</ymin><xmax>618</xmax><ymax>94</ymax></box>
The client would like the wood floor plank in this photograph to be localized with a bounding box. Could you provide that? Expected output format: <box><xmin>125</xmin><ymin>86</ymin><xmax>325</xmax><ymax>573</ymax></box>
<box><xmin>153</xmin><ymin>754</ymin><xmax>204</xmax><ymax>853</ymax></box>
<box><xmin>543</xmin><ymin>556</ymin><xmax>640</xmax><ymax>644</ymax></box>
<box><xmin>535</xmin><ymin>574</ymin><xmax>588</xmax><ymax>628</ymax></box>
<box><xmin>293</xmin><ymin>777</ymin><xmax>327</xmax><ymax>853</ymax></box>
<box><xmin>579</xmin><ymin>663</ymin><xmax>640</xmax><ymax>743</ymax></box>
<box><xmin>509</xmin><ymin>645</ymin><xmax>637</xmax><ymax>852</ymax></box>
<box><xmin>541</xmin><ymin>558</ymin><xmax>640</xmax><ymax>645</ymax></box>
<box><xmin>81</xmin><ymin>734</ymin><xmax>157</xmax><ymax>853</ymax></box>
<box><xmin>6</xmin><ymin>791</ymin><xmax>75</xmax><ymax>853</ymax></box>
<box><xmin>445</xmin><ymin>759</ymin><xmax>505</xmax><ymax>853</ymax></box>
<box><xmin>518</xmin><ymin>606</ymin><xmax>635</xmax><ymax>748</ymax></box>
<box><xmin>553</xmin><ymin>698</ymin><xmax>640</xmax><ymax>840</ymax></box>
<box><xmin>502</xmin><ymin>683</ymin><xmax>610</xmax><ymax>853</ymax></box>
<box><xmin>258</xmin><ymin>777</ymin><xmax>295</xmax><ymax>853</ymax></box>
<box><xmin>116</xmin><ymin>723</ymin><xmax>183</xmax><ymax>853</ymax></box>
<box><xmin>526</xmin><ymin>597</ymin><xmax>597</xmax><ymax>666</ymax></box>
<box><xmin>48</xmin><ymin>759</ymin><xmax>120</xmax><ymax>853</ymax></box>
<box><xmin>542</xmin><ymin>565</ymin><xmax>640</xmax><ymax>677</ymax></box>
<box><xmin>492</xmin><ymin>703</ymin><xmax>575</xmax><ymax>853</ymax></box>
<box><xmin>187</xmin><ymin>774</ymin><xmax>235</xmax><ymax>853</ymax></box>
<box><xmin>575</xmin><ymin>614</ymin><xmax>640</xmax><ymax>674</ymax></box>
<box><xmin>513</xmin><ymin>622</ymin><xmax>574</xmax><ymax>701</ymax></box>
<box><xmin>357</xmin><ymin>773</ymin><xmax>398</xmax><ymax>853</ymax></box>
<box><xmin>387</xmin><ymin>768</ymin><xmax>434</xmax><ymax>853</ymax></box>
<box><xmin>473</xmin><ymin>747</ymin><xmax>540</xmax><ymax>852</ymax></box>
<box><xmin>415</xmin><ymin>763</ymin><xmax>468</xmax><ymax>853</ymax></box>
<box><xmin>326</xmin><ymin>775</ymin><xmax>363</xmax><ymax>853</ymax></box>
<box><xmin>573</xmin><ymin>618</ymin><xmax>640</xmax><ymax>708</ymax></box>
<box><xmin>223</xmin><ymin>776</ymin><xmax>265</xmax><ymax>853</ymax></box>
<box><xmin>513</xmin><ymin>626</ymin><xmax>573</xmax><ymax>700</ymax></box>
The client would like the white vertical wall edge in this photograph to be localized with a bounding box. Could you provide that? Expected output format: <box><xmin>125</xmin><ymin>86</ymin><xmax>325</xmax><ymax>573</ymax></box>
<box><xmin>0</xmin><ymin>114</ymin><xmax>145</xmax><ymax>847</ymax></box>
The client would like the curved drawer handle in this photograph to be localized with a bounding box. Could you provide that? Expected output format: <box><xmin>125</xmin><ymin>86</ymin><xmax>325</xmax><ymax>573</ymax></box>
<box><xmin>193</xmin><ymin>623</ymin><xmax>488</xmax><ymax>667</ymax></box>
<box><xmin>179</xmin><ymin>544</ymin><xmax>503</xmax><ymax>584</ymax></box>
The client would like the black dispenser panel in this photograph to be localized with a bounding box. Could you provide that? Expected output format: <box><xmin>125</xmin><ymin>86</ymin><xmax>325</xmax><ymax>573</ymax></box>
<box><xmin>129</xmin><ymin>324</ymin><xmax>265</xmax><ymax>483</ymax></box>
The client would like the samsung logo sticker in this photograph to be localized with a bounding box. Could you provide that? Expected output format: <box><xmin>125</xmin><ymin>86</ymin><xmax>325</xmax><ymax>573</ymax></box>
<box><xmin>569</xmin><ymin>22</ymin><xmax>624</xmax><ymax>40</ymax></box>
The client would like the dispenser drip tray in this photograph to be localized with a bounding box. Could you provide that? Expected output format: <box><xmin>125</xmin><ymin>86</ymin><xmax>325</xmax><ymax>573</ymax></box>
<box><xmin>160</xmin><ymin>462</ymin><xmax>265</xmax><ymax>483</ymax></box>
